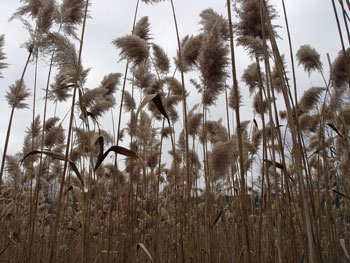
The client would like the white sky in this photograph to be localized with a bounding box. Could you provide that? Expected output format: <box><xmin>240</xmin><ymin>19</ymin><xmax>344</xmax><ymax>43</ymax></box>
<box><xmin>0</xmin><ymin>0</ymin><xmax>345</xmax><ymax>161</ymax></box>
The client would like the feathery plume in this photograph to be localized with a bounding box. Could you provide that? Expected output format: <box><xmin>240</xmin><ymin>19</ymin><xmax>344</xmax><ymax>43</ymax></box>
<box><xmin>89</xmin><ymin>96</ymin><xmax>115</xmax><ymax>118</ymax></box>
<box><xmin>211</xmin><ymin>139</ymin><xmax>237</xmax><ymax>178</ymax></box>
<box><xmin>242</xmin><ymin>62</ymin><xmax>263</xmax><ymax>94</ymax></box>
<box><xmin>271</xmin><ymin>55</ymin><xmax>287</xmax><ymax>93</ymax></box>
<box><xmin>175</xmin><ymin>34</ymin><xmax>203</xmax><ymax>72</ymax></box>
<box><xmin>134</xmin><ymin>16</ymin><xmax>152</xmax><ymax>41</ymax></box>
<box><xmin>198</xmin><ymin>23</ymin><xmax>228</xmax><ymax>106</ymax></box>
<box><xmin>99</xmin><ymin>72</ymin><xmax>122</xmax><ymax>96</ymax></box>
<box><xmin>6</xmin><ymin>80</ymin><xmax>30</xmax><ymax>109</ymax></box>
<box><xmin>36</xmin><ymin>0</ymin><xmax>57</xmax><ymax>33</ymax></box>
<box><xmin>298</xmin><ymin>87</ymin><xmax>324</xmax><ymax>114</ymax></box>
<box><xmin>201</xmin><ymin>120</ymin><xmax>228</xmax><ymax>144</ymax></box>
<box><xmin>113</xmin><ymin>35</ymin><xmax>149</xmax><ymax>66</ymax></box>
<box><xmin>199</xmin><ymin>8</ymin><xmax>229</xmax><ymax>40</ymax></box>
<box><xmin>188</xmin><ymin>107</ymin><xmax>203</xmax><ymax>137</ymax></box>
<box><xmin>141</xmin><ymin>0</ymin><xmax>165</xmax><ymax>4</ymax></box>
<box><xmin>152</xmin><ymin>44</ymin><xmax>170</xmax><ymax>74</ymax></box>
<box><xmin>0</xmin><ymin>35</ymin><xmax>8</xmax><ymax>78</ymax></box>
<box><xmin>60</xmin><ymin>0</ymin><xmax>86</xmax><ymax>36</ymax></box>
<box><xmin>229</xmin><ymin>85</ymin><xmax>242</xmax><ymax>110</ymax></box>
<box><xmin>123</xmin><ymin>91</ymin><xmax>136</xmax><ymax>112</ymax></box>
<box><xmin>253</xmin><ymin>93</ymin><xmax>268</xmax><ymax>115</ymax></box>
<box><xmin>331</xmin><ymin>48</ymin><xmax>350</xmax><ymax>88</ymax></box>
<box><xmin>11</xmin><ymin>0</ymin><xmax>42</xmax><ymax>19</ymax></box>
<box><xmin>133</xmin><ymin>61</ymin><xmax>154</xmax><ymax>90</ymax></box>
<box><xmin>296</xmin><ymin>44</ymin><xmax>322</xmax><ymax>74</ymax></box>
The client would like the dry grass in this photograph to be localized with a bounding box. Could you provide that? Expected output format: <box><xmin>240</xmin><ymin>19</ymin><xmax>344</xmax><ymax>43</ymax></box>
<box><xmin>0</xmin><ymin>0</ymin><xmax>350</xmax><ymax>262</ymax></box>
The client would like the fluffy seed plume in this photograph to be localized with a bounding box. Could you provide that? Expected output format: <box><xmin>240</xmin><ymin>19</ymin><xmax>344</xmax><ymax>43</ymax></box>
<box><xmin>296</xmin><ymin>44</ymin><xmax>322</xmax><ymax>74</ymax></box>
<box><xmin>176</xmin><ymin>34</ymin><xmax>203</xmax><ymax>72</ymax></box>
<box><xmin>134</xmin><ymin>16</ymin><xmax>152</xmax><ymax>41</ymax></box>
<box><xmin>11</xmin><ymin>0</ymin><xmax>42</xmax><ymax>19</ymax></box>
<box><xmin>200</xmin><ymin>8</ymin><xmax>229</xmax><ymax>40</ymax></box>
<box><xmin>298</xmin><ymin>87</ymin><xmax>325</xmax><ymax>114</ymax></box>
<box><xmin>123</xmin><ymin>91</ymin><xmax>136</xmax><ymax>112</ymax></box>
<box><xmin>61</xmin><ymin>0</ymin><xmax>85</xmax><ymax>35</ymax></box>
<box><xmin>0</xmin><ymin>35</ymin><xmax>8</xmax><ymax>78</ymax></box>
<box><xmin>242</xmin><ymin>62</ymin><xmax>263</xmax><ymax>94</ymax></box>
<box><xmin>152</xmin><ymin>44</ymin><xmax>170</xmax><ymax>74</ymax></box>
<box><xmin>99</xmin><ymin>72</ymin><xmax>122</xmax><ymax>96</ymax></box>
<box><xmin>6</xmin><ymin>80</ymin><xmax>30</xmax><ymax>109</ymax></box>
<box><xmin>198</xmin><ymin>24</ymin><xmax>228</xmax><ymax>106</ymax></box>
<box><xmin>331</xmin><ymin>48</ymin><xmax>350</xmax><ymax>88</ymax></box>
<box><xmin>36</xmin><ymin>0</ymin><xmax>57</xmax><ymax>33</ymax></box>
<box><xmin>229</xmin><ymin>85</ymin><xmax>242</xmax><ymax>110</ymax></box>
<box><xmin>113</xmin><ymin>35</ymin><xmax>149</xmax><ymax>66</ymax></box>
<box><xmin>141</xmin><ymin>0</ymin><xmax>165</xmax><ymax>4</ymax></box>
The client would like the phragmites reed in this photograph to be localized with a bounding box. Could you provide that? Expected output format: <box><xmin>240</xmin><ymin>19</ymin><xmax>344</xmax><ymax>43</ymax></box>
<box><xmin>6</xmin><ymin>80</ymin><xmax>30</xmax><ymax>109</ymax></box>
<box><xmin>200</xmin><ymin>8</ymin><xmax>229</xmax><ymax>40</ymax></box>
<box><xmin>2</xmin><ymin>1</ymin><xmax>350</xmax><ymax>262</ymax></box>
<box><xmin>133</xmin><ymin>16</ymin><xmax>152</xmax><ymax>41</ymax></box>
<box><xmin>152</xmin><ymin>44</ymin><xmax>170</xmax><ymax>74</ymax></box>
<box><xmin>242</xmin><ymin>62</ymin><xmax>264</xmax><ymax>94</ymax></box>
<box><xmin>0</xmin><ymin>35</ymin><xmax>8</xmax><ymax>78</ymax></box>
<box><xmin>141</xmin><ymin>0</ymin><xmax>165</xmax><ymax>4</ymax></box>
<box><xmin>176</xmin><ymin>34</ymin><xmax>203</xmax><ymax>72</ymax></box>
<box><xmin>60</xmin><ymin>0</ymin><xmax>86</xmax><ymax>36</ymax></box>
<box><xmin>296</xmin><ymin>44</ymin><xmax>322</xmax><ymax>74</ymax></box>
<box><xmin>113</xmin><ymin>35</ymin><xmax>150</xmax><ymax>66</ymax></box>
<box><xmin>331</xmin><ymin>48</ymin><xmax>350</xmax><ymax>88</ymax></box>
<box><xmin>298</xmin><ymin>87</ymin><xmax>325</xmax><ymax>114</ymax></box>
<box><xmin>198</xmin><ymin>22</ymin><xmax>228</xmax><ymax>106</ymax></box>
<box><xmin>229</xmin><ymin>85</ymin><xmax>242</xmax><ymax>109</ymax></box>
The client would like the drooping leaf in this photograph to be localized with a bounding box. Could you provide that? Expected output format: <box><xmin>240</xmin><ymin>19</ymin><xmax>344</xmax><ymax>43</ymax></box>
<box><xmin>263</xmin><ymin>159</ymin><xmax>284</xmax><ymax>170</ymax></box>
<box><xmin>327</xmin><ymin>123</ymin><xmax>343</xmax><ymax>138</ymax></box>
<box><xmin>138</xmin><ymin>243</ymin><xmax>153</xmax><ymax>262</ymax></box>
<box><xmin>340</xmin><ymin>239</ymin><xmax>350</xmax><ymax>260</ymax></box>
<box><xmin>22</xmin><ymin>150</ymin><xmax>84</xmax><ymax>186</ymax></box>
<box><xmin>94</xmin><ymin>145</ymin><xmax>138</xmax><ymax>171</ymax></box>
<box><xmin>136</xmin><ymin>93</ymin><xmax>169</xmax><ymax>122</ymax></box>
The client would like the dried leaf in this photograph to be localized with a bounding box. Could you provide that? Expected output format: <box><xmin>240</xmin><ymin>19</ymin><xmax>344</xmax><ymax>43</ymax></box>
<box><xmin>138</xmin><ymin>243</ymin><xmax>153</xmax><ymax>262</ymax></box>
<box><xmin>340</xmin><ymin>239</ymin><xmax>350</xmax><ymax>260</ymax></box>
<box><xmin>136</xmin><ymin>93</ymin><xmax>169</xmax><ymax>122</ymax></box>
<box><xmin>263</xmin><ymin>159</ymin><xmax>284</xmax><ymax>170</ymax></box>
<box><xmin>94</xmin><ymin>145</ymin><xmax>138</xmax><ymax>171</ymax></box>
<box><xmin>22</xmin><ymin>150</ymin><xmax>84</xmax><ymax>186</ymax></box>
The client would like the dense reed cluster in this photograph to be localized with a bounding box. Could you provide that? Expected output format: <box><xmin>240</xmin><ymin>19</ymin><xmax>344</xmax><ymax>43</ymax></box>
<box><xmin>1</xmin><ymin>0</ymin><xmax>350</xmax><ymax>262</ymax></box>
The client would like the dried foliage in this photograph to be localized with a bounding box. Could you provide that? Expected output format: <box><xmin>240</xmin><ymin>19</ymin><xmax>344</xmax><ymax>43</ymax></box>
<box><xmin>113</xmin><ymin>35</ymin><xmax>150</xmax><ymax>66</ymax></box>
<box><xmin>6</xmin><ymin>80</ymin><xmax>30</xmax><ymax>109</ymax></box>
<box><xmin>296</xmin><ymin>44</ymin><xmax>322</xmax><ymax>74</ymax></box>
<box><xmin>0</xmin><ymin>35</ymin><xmax>8</xmax><ymax>78</ymax></box>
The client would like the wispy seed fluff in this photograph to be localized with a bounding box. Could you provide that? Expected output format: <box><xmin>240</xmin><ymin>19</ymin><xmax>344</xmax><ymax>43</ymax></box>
<box><xmin>199</xmin><ymin>8</ymin><xmax>229</xmax><ymax>40</ymax></box>
<box><xmin>242</xmin><ymin>62</ymin><xmax>263</xmax><ymax>94</ymax></box>
<box><xmin>331</xmin><ymin>48</ymin><xmax>350</xmax><ymax>88</ymax></box>
<box><xmin>198</xmin><ymin>23</ymin><xmax>228</xmax><ymax>106</ymax></box>
<box><xmin>6</xmin><ymin>80</ymin><xmax>30</xmax><ymax>109</ymax></box>
<box><xmin>152</xmin><ymin>44</ymin><xmax>170</xmax><ymax>74</ymax></box>
<box><xmin>113</xmin><ymin>35</ymin><xmax>149</xmax><ymax>66</ymax></box>
<box><xmin>176</xmin><ymin>34</ymin><xmax>203</xmax><ymax>72</ymax></box>
<box><xmin>133</xmin><ymin>16</ymin><xmax>152</xmax><ymax>41</ymax></box>
<box><xmin>211</xmin><ymin>139</ymin><xmax>237</xmax><ymax>178</ymax></box>
<box><xmin>298</xmin><ymin>87</ymin><xmax>325</xmax><ymax>114</ymax></box>
<box><xmin>229</xmin><ymin>85</ymin><xmax>242</xmax><ymax>110</ymax></box>
<box><xmin>0</xmin><ymin>35</ymin><xmax>8</xmax><ymax>78</ymax></box>
<box><xmin>296</xmin><ymin>44</ymin><xmax>322</xmax><ymax>74</ymax></box>
<box><xmin>61</xmin><ymin>0</ymin><xmax>85</xmax><ymax>33</ymax></box>
<box><xmin>141</xmin><ymin>0</ymin><xmax>165</xmax><ymax>4</ymax></box>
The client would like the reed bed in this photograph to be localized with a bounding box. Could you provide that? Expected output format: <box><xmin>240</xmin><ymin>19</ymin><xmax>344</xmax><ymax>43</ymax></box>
<box><xmin>0</xmin><ymin>0</ymin><xmax>350</xmax><ymax>262</ymax></box>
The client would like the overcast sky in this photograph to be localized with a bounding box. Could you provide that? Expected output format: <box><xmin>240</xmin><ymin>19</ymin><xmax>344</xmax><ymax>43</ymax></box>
<box><xmin>0</xmin><ymin>0</ymin><xmax>344</xmax><ymax>158</ymax></box>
